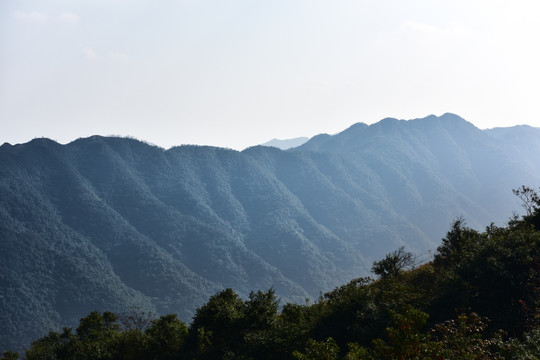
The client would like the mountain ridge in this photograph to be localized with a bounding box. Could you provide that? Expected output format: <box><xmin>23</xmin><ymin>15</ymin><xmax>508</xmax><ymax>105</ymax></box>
<box><xmin>260</xmin><ymin>137</ymin><xmax>309</xmax><ymax>150</ymax></box>
<box><xmin>1</xmin><ymin>114</ymin><xmax>540</xmax><ymax>352</ymax></box>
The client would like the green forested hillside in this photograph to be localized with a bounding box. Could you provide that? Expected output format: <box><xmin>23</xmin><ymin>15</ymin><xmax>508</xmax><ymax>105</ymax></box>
<box><xmin>7</xmin><ymin>199</ymin><xmax>539</xmax><ymax>359</ymax></box>
<box><xmin>1</xmin><ymin>114</ymin><xmax>540</xmax><ymax>352</ymax></box>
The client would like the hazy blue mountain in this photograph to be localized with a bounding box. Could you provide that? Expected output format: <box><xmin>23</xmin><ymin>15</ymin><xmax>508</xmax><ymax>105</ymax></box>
<box><xmin>260</xmin><ymin>137</ymin><xmax>309</xmax><ymax>150</ymax></box>
<box><xmin>298</xmin><ymin>113</ymin><xmax>540</xmax><ymax>236</ymax></box>
<box><xmin>1</xmin><ymin>113</ymin><xmax>540</xmax><ymax>352</ymax></box>
<box><xmin>485</xmin><ymin>125</ymin><xmax>540</xmax><ymax>175</ymax></box>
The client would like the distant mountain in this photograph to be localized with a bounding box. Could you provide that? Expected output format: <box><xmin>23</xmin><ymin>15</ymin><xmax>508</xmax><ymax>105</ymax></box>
<box><xmin>484</xmin><ymin>125</ymin><xmax>540</xmax><ymax>175</ymax></box>
<box><xmin>261</xmin><ymin>137</ymin><xmax>309</xmax><ymax>150</ymax></box>
<box><xmin>1</xmin><ymin>113</ymin><xmax>540</xmax><ymax>352</ymax></box>
<box><xmin>298</xmin><ymin>113</ymin><xmax>540</xmax><ymax>237</ymax></box>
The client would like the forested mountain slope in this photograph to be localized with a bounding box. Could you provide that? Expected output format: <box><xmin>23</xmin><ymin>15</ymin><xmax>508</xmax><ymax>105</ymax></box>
<box><xmin>18</xmin><ymin>209</ymin><xmax>540</xmax><ymax>359</ymax></box>
<box><xmin>1</xmin><ymin>113</ymin><xmax>539</xmax><ymax>352</ymax></box>
<box><xmin>298</xmin><ymin>113</ymin><xmax>540</xmax><ymax>237</ymax></box>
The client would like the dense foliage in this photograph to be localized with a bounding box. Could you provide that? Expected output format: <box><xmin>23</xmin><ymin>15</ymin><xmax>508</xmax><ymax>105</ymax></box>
<box><xmin>5</xmin><ymin>193</ymin><xmax>539</xmax><ymax>359</ymax></box>
<box><xmin>2</xmin><ymin>114</ymin><xmax>540</xmax><ymax>352</ymax></box>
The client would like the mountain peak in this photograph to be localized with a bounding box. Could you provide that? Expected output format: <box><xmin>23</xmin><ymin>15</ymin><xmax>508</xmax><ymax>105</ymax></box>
<box><xmin>297</xmin><ymin>113</ymin><xmax>479</xmax><ymax>153</ymax></box>
<box><xmin>405</xmin><ymin>113</ymin><xmax>469</xmax><ymax>126</ymax></box>
<box><xmin>342</xmin><ymin>122</ymin><xmax>369</xmax><ymax>132</ymax></box>
<box><xmin>260</xmin><ymin>137</ymin><xmax>309</xmax><ymax>150</ymax></box>
<box><xmin>28</xmin><ymin>137</ymin><xmax>60</xmax><ymax>146</ymax></box>
<box><xmin>441</xmin><ymin>112</ymin><xmax>463</xmax><ymax>119</ymax></box>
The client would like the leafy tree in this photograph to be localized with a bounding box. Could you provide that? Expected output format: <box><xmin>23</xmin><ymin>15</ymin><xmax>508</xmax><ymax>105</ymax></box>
<box><xmin>186</xmin><ymin>288</ymin><xmax>245</xmax><ymax>359</ymax></box>
<box><xmin>293</xmin><ymin>338</ymin><xmax>340</xmax><ymax>360</ymax></box>
<box><xmin>243</xmin><ymin>289</ymin><xmax>279</xmax><ymax>331</ymax></box>
<box><xmin>433</xmin><ymin>217</ymin><xmax>481</xmax><ymax>268</ymax></box>
<box><xmin>76</xmin><ymin>311</ymin><xmax>119</xmax><ymax>340</ymax></box>
<box><xmin>313</xmin><ymin>278</ymin><xmax>382</xmax><ymax>349</ymax></box>
<box><xmin>74</xmin><ymin>311</ymin><xmax>120</xmax><ymax>359</ymax></box>
<box><xmin>25</xmin><ymin>327</ymin><xmax>79</xmax><ymax>360</ymax></box>
<box><xmin>365</xmin><ymin>308</ymin><xmax>513</xmax><ymax>359</ymax></box>
<box><xmin>242</xmin><ymin>289</ymin><xmax>280</xmax><ymax>358</ymax></box>
<box><xmin>427</xmin><ymin>312</ymin><xmax>507</xmax><ymax>360</ymax></box>
<box><xmin>371</xmin><ymin>306</ymin><xmax>430</xmax><ymax>359</ymax></box>
<box><xmin>0</xmin><ymin>351</ymin><xmax>19</xmax><ymax>360</ymax></box>
<box><xmin>504</xmin><ymin>328</ymin><xmax>540</xmax><ymax>359</ymax></box>
<box><xmin>430</xmin><ymin>217</ymin><xmax>540</xmax><ymax>335</ymax></box>
<box><xmin>342</xmin><ymin>343</ymin><xmax>373</xmax><ymax>360</ymax></box>
<box><xmin>145</xmin><ymin>314</ymin><xmax>188</xmax><ymax>359</ymax></box>
<box><xmin>272</xmin><ymin>303</ymin><xmax>316</xmax><ymax>359</ymax></box>
<box><xmin>113</xmin><ymin>329</ymin><xmax>148</xmax><ymax>360</ymax></box>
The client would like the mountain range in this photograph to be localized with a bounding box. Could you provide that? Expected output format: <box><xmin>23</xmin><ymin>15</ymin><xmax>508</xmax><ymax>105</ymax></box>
<box><xmin>260</xmin><ymin>137</ymin><xmax>309</xmax><ymax>149</ymax></box>
<box><xmin>1</xmin><ymin>113</ymin><xmax>540</xmax><ymax>352</ymax></box>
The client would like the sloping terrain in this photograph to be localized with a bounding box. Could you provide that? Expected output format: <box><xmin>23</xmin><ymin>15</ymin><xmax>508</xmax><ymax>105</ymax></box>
<box><xmin>1</xmin><ymin>113</ymin><xmax>539</xmax><ymax>352</ymax></box>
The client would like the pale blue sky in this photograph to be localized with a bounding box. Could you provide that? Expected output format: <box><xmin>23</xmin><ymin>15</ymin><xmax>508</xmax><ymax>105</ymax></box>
<box><xmin>1</xmin><ymin>0</ymin><xmax>539</xmax><ymax>149</ymax></box>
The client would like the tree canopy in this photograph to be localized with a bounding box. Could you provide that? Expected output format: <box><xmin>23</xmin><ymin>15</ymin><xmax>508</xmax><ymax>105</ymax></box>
<box><xmin>3</xmin><ymin>187</ymin><xmax>540</xmax><ymax>359</ymax></box>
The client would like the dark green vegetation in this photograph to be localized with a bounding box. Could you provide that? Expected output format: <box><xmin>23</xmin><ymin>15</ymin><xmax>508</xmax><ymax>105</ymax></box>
<box><xmin>6</xmin><ymin>199</ymin><xmax>540</xmax><ymax>359</ymax></box>
<box><xmin>1</xmin><ymin>113</ymin><xmax>540</xmax><ymax>352</ymax></box>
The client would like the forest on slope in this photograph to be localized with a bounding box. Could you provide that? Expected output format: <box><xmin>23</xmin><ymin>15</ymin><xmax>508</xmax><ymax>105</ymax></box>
<box><xmin>1</xmin><ymin>113</ymin><xmax>540</xmax><ymax>352</ymax></box>
<box><xmin>5</xmin><ymin>188</ymin><xmax>540</xmax><ymax>359</ymax></box>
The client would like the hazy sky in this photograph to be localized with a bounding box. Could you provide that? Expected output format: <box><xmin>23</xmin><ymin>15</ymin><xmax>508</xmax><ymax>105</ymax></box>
<box><xmin>2</xmin><ymin>1</ymin><xmax>539</xmax><ymax>150</ymax></box>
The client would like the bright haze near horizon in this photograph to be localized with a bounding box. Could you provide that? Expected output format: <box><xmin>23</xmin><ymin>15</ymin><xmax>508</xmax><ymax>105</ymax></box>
<box><xmin>1</xmin><ymin>1</ymin><xmax>539</xmax><ymax>150</ymax></box>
